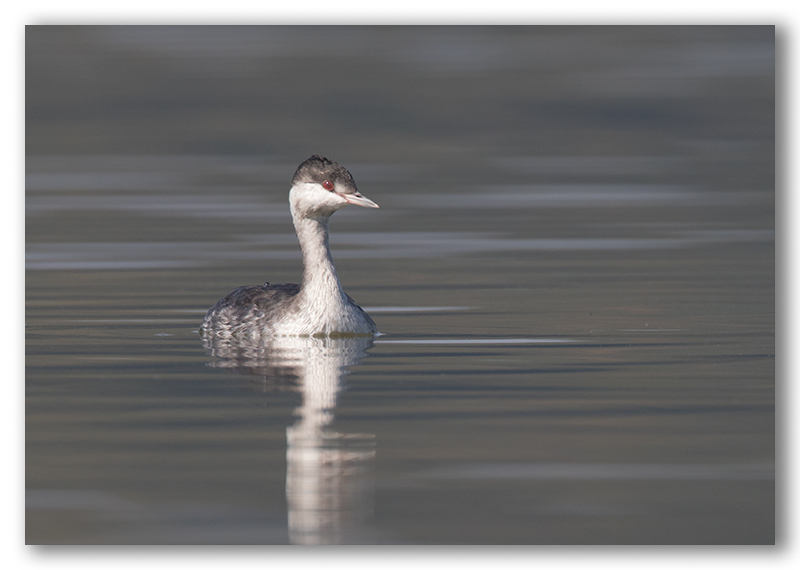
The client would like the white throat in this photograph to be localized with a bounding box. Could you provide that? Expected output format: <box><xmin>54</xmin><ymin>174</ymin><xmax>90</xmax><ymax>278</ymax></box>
<box><xmin>271</xmin><ymin>204</ymin><xmax>373</xmax><ymax>336</ymax></box>
<box><xmin>294</xmin><ymin>214</ymin><xmax>347</xmax><ymax>305</ymax></box>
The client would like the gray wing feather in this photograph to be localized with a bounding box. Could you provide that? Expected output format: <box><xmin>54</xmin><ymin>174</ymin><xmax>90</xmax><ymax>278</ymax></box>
<box><xmin>201</xmin><ymin>283</ymin><xmax>301</xmax><ymax>337</ymax></box>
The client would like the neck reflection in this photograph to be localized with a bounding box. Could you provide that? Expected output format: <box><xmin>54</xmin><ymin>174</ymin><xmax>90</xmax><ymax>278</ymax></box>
<box><xmin>203</xmin><ymin>334</ymin><xmax>376</xmax><ymax>544</ymax></box>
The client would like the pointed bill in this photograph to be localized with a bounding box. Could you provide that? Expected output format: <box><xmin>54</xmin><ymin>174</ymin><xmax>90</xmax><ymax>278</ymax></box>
<box><xmin>342</xmin><ymin>192</ymin><xmax>379</xmax><ymax>208</ymax></box>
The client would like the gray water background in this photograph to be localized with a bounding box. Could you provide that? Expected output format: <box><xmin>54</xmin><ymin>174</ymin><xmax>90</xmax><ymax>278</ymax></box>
<box><xmin>25</xmin><ymin>25</ymin><xmax>774</xmax><ymax>544</ymax></box>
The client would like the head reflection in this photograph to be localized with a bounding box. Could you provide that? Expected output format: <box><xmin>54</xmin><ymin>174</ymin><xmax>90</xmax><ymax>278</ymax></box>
<box><xmin>203</xmin><ymin>334</ymin><xmax>376</xmax><ymax>545</ymax></box>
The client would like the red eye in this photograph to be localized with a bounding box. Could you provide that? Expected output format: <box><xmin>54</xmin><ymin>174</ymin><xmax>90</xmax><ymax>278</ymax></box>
<box><xmin>322</xmin><ymin>180</ymin><xmax>334</xmax><ymax>191</ymax></box>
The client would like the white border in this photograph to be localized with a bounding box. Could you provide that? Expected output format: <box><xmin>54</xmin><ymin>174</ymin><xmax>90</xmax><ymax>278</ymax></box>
<box><xmin>8</xmin><ymin>3</ymin><xmax>793</xmax><ymax>568</ymax></box>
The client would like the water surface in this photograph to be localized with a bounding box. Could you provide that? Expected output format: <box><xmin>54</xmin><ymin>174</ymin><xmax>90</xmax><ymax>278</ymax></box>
<box><xmin>25</xmin><ymin>26</ymin><xmax>774</xmax><ymax>544</ymax></box>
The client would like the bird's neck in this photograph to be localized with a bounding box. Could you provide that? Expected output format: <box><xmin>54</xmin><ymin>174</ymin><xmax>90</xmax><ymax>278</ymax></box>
<box><xmin>293</xmin><ymin>215</ymin><xmax>347</xmax><ymax>304</ymax></box>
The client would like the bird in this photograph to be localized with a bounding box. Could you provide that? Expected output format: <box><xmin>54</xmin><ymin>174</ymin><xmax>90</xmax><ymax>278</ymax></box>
<box><xmin>201</xmin><ymin>155</ymin><xmax>379</xmax><ymax>340</ymax></box>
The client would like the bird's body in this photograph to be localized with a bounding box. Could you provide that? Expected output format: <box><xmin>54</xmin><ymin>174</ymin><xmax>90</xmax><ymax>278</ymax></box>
<box><xmin>201</xmin><ymin>155</ymin><xmax>378</xmax><ymax>340</ymax></box>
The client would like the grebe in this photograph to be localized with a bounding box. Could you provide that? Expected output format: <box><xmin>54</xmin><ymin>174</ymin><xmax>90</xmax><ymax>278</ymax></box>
<box><xmin>201</xmin><ymin>155</ymin><xmax>379</xmax><ymax>339</ymax></box>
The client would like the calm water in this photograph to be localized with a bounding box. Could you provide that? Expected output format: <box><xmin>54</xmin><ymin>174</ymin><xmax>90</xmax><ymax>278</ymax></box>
<box><xmin>25</xmin><ymin>26</ymin><xmax>774</xmax><ymax>544</ymax></box>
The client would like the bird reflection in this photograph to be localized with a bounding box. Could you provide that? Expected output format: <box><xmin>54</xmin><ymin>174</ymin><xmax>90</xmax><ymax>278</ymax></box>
<box><xmin>203</xmin><ymin>333</ymin><xmax>376</xmax><ymax>544</ymax></box>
